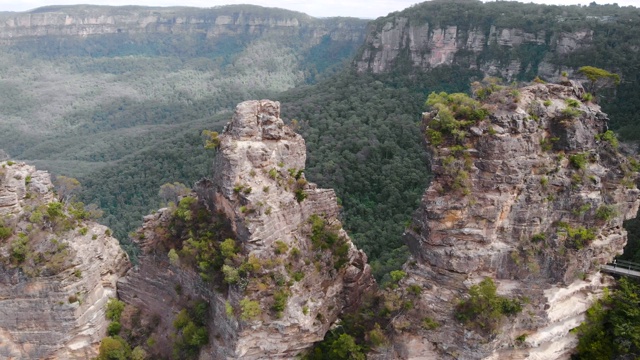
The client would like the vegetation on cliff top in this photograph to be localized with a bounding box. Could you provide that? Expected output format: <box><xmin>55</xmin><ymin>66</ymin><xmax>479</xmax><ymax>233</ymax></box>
<box><xmin>0</xmin><ymin>164</ymin><xmax>104</xmax><ymax>278</ymax></box>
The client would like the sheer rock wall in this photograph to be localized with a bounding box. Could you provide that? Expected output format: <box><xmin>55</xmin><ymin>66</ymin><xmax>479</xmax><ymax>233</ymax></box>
<box><xmin>0</xmin><ymin>162</ymin><xmax>129</xmax><ymax>359</ymax></box>
<box><xmin>0</xmin><ymin>6</ymin><xmax>366</xmax><ymax>44</ymax></box>
<box><xmin>356</xmin><ymin>17</ymin><xmax>592</xmax><ymax>81</ymax></box>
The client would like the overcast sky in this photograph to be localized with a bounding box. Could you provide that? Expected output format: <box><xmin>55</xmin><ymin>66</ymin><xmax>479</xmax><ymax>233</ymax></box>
<box><xmin>0</xmin><ymin>0</ymin><xmax>638</xmax><ymax>19</ymax></box>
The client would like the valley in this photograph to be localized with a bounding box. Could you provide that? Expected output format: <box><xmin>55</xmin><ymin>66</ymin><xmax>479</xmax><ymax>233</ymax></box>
<box><xmin>1</xmin><ymin>0</ymin><xmax>640</xmax><ymax>359</ymax></box>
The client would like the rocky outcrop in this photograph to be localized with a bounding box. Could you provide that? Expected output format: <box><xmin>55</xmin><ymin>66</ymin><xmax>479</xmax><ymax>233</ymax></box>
<box><xmin>0</xmin><ymin>161</ymin><xmax>129</xmax><ymax>359</ymax></box>
<box><xmin>118</xmin><ymin>100</ymin><xmax>374</xmax><ymax>359</ymax></box>
<box><xmin>376</xmin><ymin>82</ymin><xmax>639</xmax><ymax>359</ymax></box>
<box><xmin>0</xmin><ymin>5</ymin><xmax>366</xmax><ymax>45</ymax></box>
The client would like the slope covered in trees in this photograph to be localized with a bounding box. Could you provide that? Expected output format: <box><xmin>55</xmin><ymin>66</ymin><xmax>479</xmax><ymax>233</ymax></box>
<box><xmin>278</xmin><ymin>67</ymin><xmax>481</xmax><ymax>278</ymax></box>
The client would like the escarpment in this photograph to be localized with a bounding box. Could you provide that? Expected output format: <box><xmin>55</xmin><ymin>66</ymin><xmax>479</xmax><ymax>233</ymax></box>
<box><xmin>117</xmin><ymin>100</ymin><xmax>374</xmax><ymax>359</ymax></box>
<box><xmin>375</xmin><ymin>82</ymin><xmax>640</xmax><ymax>359</ymax></box>
<box><xmin>354</xmin><ymin>1</ymin><xmax>635</xmax><ymax>83</ymax></box>
<box><xmin>0</xmin><ymin>161</ymin><xmax>129</xmax><ymax>359</ymax></box>
<box><xmin>0</xmin><ymin>5</ymin><xmax>366</xmax><ymax>44</ymax></box>
<box><xmin>356</xmin><ymin>17</ymin><xmax>588</xmax><ymax>80</ymax></box>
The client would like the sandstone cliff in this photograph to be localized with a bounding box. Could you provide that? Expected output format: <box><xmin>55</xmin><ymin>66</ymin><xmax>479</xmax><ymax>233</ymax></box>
<box><xmin>0</xmin><ymin>5</ymin><xmax>366</xmax><ymax>45</ymax></box>
<box><xmin>372</xmin><ymin>82</ymin><xmax>639</xmax><ymax>359</ymax></box>
<box><xmin>354</xmin><ymin>2</ymin><xmax>616</xmax><ymax>81</ymax></box>
<box><xmin>117</xmin><ymin>100</ymin><xmax>374</xmax><ymax>359</ymax></box>
<box><xmin>0</xmin><ymin>161</ymin><xmax>129</xmax><ymax>359</ymax></box>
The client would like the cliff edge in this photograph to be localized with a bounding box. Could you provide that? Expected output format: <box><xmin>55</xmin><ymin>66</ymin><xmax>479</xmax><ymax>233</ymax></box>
<box><xmin>0</xmin><ymin>161</ymin><xmax>129</xmax><ymax>359</ymax></box>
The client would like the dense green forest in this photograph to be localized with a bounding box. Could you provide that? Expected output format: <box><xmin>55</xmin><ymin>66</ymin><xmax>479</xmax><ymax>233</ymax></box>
<box><xmin>278</xmin><ymin>67</ymin><xmax>481</xmax><ymax>278</ymax></box>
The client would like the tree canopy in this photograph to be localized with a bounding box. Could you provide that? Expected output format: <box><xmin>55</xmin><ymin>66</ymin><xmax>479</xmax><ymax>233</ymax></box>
<box><xmin>578</xmin><ymin>66</ymin><xmax>621</xmax><ymax>95</ymax></box>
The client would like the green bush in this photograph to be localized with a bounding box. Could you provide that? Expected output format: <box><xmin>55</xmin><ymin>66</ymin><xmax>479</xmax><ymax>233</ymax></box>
<box><xmin>220</xmin><ymin>238</ymin><xmax>237</xmax><ymax>259</ymax></box>
<box><xmin>225</xmin><ymin>301</ymin><xmax>234</xmax><ymax>318</ymax></box>
<box><xmin>131</xmin><ymin>346</ymin><xmax>147</xmax><ymax>360</ymax></box>
<box><xmin>573</xmin><ymin>203</ymin><xmax>592</xmax><ymax>216</ymax></box>
<box><xmin>107</xmin><ymin>321</ymin><xmax>122</xmax><ymax>336</ymax></box>
<box><xmin>531</xmin><ymin>233</ymin><xmax>545</xmax><ymax>242</ymax></box>
<box><xmin>106</xmin><ymin>298</ymin><xmax>126</xmax><ymax>322</ymax></box>
<box><xmin>305</xmin><ymin>333</ymin><xmax>365</xmax><ymax>360</ymax></box>
<box><xmin>582</xmin><ymin>93</ymin><xmax>593</xmax><ymax>102</ymax></box>
<box><xmin>573</xmin><ymin>278</ymin><xmax>640</xmax><ymax>359</ymax></box>
<box><xmin>407</xmin><ymin>284</ymin><xmax>422</xmax><ymax>295</ymax></box>
<box><xmin>10</xmin><ymin>236</ymin><xmax>29</xmax><ymax>264</ymax></box>
<box><xmin>292</xmin><ymin>271</ymin><xmax>304</xmax><ymax>282</ymax></box>
<box><xmin>561</xmin><ymin>107</ymin><xmax>582</xmax><ymax>119</ymax></box>
<box><xmin>309</xmin><ymin>215</ymin><xmax>350</xmax><ymax>270</ymax></box>
<box><xmin>46</xmin><ymin>202</ymin><xmax>65</xmax><ymax>220</ymax></box>
<box><xmin>424</xmin><ymin>91</ymin><xmax>488</xmax><ymax>144</ymax></box>
<box><xmin>390</xmin><ymin>270</ymin><xmax>407</xmax><ymax>283</ymax></box>
<box><xmin>172</xmin><ymin>302</ymin><xmax>209</xmax><ymax>359</ymax></box>
<box><xmin>569</xmin><ymin>153</ymin><xmax>588</xmax><ymax>170</ymax></box>
<box><xmin>272</xmin><ymin>290</ymin><xmax>290</xmax><ymax>317</ymax></box>
<box><xmin>425</xmin><ymin>128</ymin><xmax>444</xmax><ymax>146</ymax></box>
<box><xmin>274</xmin><ymin>240</ymin><xmax>289</xmax><ymax>255</ymax></box>
<box><xmin>168</xmin><ymin>248</ymin><xmax>180</xmax><ymax>265</ymax></box>
<box><xmin>240</xmin><ymin>297</ymin><xmax>262</xmax><ymax>321</ymax></box>
<box><xmin>422</xmin><ymin>317</ymin><xmax>440</xmax><ymax>330</ymax></box>
<box><xmin>540</xmin><ymin>177</ymin><xmax>549</xmax><ymax>187</ymax></box>
<box><xmin>455</xmin><ymin>278</ymin><xmax>522</xmax><ymax>333</ymax></box>
<box><xmin>96</xmin><ymin>336</ymin><xmax>131</xmax><ymax>360</ymax></box>
<box><xmin>295</xmin><ymin>188</ymin><xmax>308</xmax><ymax>202</ymax></box>
<box><xmin>0</xmin><ymin>225</ymin><xmax>12</xmax><ymax>240</ymax></box>
<box><xmin>367</xmin><ymin>323</ymin><xmax>387</xmax><ymax>347</ymax></box>
<box><xmin>557</xmin><ymin>223</ymin><xmax>596</xmax><ymax>250</ymax></box>
<box><xmin>174</xmin><ymin>196</ymin><xmax>196</xmax><ymax>221</ymax></box>
<box><xmin>222</xmin><ymin>265</ymin><xmax>240</xmax><ymax>284</ymax></box>
<box><xmin>596</xmin><ymin>205</ymin><xmax>617</xmax><ymax>221</ymax></box>
<box><xmin>565</xmin><ymin>98</ymin><xmax>581</xmax><ymax>108</ymax></box>
<box><xmin>595</xmin><ymin>130</ymin><xmax>619</xmax><ymax>148</ymax></box>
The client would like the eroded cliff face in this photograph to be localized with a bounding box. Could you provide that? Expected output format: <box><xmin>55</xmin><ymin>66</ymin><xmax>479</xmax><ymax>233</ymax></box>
<box><xmin>374</xmin><ymin>82</ymin><xmax>639</xmax><ymax>359</ymax></box>
<box><xmin>356</xmin><ymin>17</ymin><xmax>591</xmax><ymax>81</ymax></box>
<box><xmin>0</xmin><ymin>161</ymin><xmax>129</xmax><ymax>359</ymax></box>
<box><xmin>0</xmin><ymin>5</ymin><xmax>366</xmax><ymax>44</ymax></box>
<box><xmin>118</xmin><ymin>100</ymin><xmax>374</xmax><ymax>359</ymax></box>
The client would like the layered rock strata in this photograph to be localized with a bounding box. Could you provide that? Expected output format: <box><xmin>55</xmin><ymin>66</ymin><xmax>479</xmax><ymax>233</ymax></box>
<box><xmin>377</xmin><ymin>82</ymin><xmax>639</xmax><ymax>359</ymax></box>
<box><xmin>118</xmin><ymin>100</ymin><xmax>374</xmax><ymax>359</ymax></box>
<box><xmin>0</xmin><ymin>161</ymin><xmax>129</xmax><ymax>359</ymax></box>
<box><xmin>0</xmin><ymin>5</ymin><xmax>366</xmax><ymax>44</ymax></box>
<box><xmin>356</xmin><ymin>16</ymin><xmax>592</xmax><ymax>81</ymax></box>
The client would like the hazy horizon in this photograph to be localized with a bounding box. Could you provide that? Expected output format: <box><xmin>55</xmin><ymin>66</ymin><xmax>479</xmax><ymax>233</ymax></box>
<box><xmin>0</xmin><ymin>0</ymin><xmax>638</xmax><ymax>19</ymax></box>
